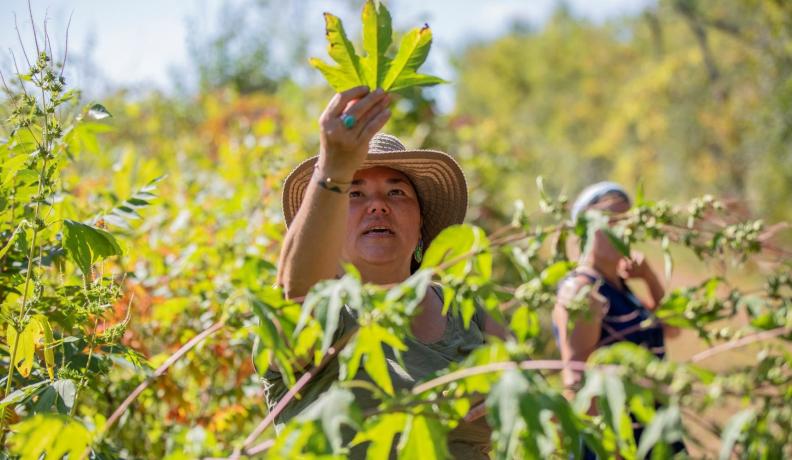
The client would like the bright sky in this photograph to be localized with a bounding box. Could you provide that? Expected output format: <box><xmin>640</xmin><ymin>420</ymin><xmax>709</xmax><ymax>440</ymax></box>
<box><xmin>2</xmin><ymin>0</ymin><xmax>654</xmax><ymax>107</ymax></box>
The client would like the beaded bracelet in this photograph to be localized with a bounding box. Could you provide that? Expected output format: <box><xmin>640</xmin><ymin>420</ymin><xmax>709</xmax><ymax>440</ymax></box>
<box><xmin>314</xmin><ymin>165</ymin><xmax>351</xmax><ymax>194</ymax></box>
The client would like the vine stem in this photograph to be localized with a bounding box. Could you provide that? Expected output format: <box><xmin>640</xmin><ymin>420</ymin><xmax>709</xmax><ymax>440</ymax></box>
<box><xmin>411</xmin><ymin>359</ymin><xmax>592</xmax><ymax>395</ymax></box>
<box><xmin>70</xmin><ymin>317</ymin><xmax>99</xmax><ymax>416</ymax></box>
<box><xmin>80</xmin><ymin>319</ymin><xmax>226</xmax><ymax>460</ymax></box>
<box><xmin>687</xmin><ymin>326</ymin><xmax>791</xmax><ymax>363</ymax></box>
<box><xmin>3</xmin><ymin>156</ymin><xmax>49</xmax><ymax>401</ymax></box>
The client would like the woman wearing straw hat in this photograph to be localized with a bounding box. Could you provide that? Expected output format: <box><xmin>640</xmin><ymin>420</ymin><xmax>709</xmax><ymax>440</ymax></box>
<box><xmin>552</xmin><ymin>181</ymin><xmax>684</xmax><ymax>458</ymax></box>
<box><xmin>266</xmin><ymin>86</ymin><xmax>508</xmax><ymax>458</ymax></box>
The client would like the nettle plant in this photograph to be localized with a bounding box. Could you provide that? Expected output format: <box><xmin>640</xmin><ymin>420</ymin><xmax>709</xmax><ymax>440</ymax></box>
<box><xmin>0</xmin><ymin>2</ymin><xmax>788</xmax><ymax>459</ymax></box>
<box><xmin>0</xmin><ymin>20</ymin><xmax>158</xmax><ymax>458</ymax></box>
<box><xmin>234</xmin><ymin>3</ymin><xmax>791</xmax><ymax>459</ymax></box>
<box><xmin>242</xmin><ymin>180</ymin><xmax>790</xmax><ymax>459</ymax></box>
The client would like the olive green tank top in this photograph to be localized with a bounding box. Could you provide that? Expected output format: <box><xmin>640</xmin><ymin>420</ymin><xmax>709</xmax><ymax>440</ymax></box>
<box><xmin>260</xmin><ymin>286</ymin><xmax>491</xmax><ymax>459</ymax></box>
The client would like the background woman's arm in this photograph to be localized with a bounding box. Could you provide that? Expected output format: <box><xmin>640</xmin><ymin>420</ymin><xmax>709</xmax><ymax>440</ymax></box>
<box><xmin>552</xmin><ymin>276</ymin><xmax>607</xmax><ymax>399</ymax></box>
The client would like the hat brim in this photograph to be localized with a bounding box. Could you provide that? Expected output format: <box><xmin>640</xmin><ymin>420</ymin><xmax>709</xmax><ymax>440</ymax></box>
<box><xmin>282</xmin><ymin>150</ymin><xmax>468</xmax><ymax>246</ymax></box>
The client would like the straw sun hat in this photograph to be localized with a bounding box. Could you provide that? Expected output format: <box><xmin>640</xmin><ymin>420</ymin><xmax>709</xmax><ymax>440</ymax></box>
<box><xmin>282</xmin><ymin>133</ymin><xmax>468</xmax><ymax>247</ymax></box>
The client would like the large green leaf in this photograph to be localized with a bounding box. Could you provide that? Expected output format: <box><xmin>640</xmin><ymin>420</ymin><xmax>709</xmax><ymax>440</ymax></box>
<box><xmin>296</xmin><ymin>386</ymin><xmax>360</xmax><ymax>453</ymax></box>
<box><xmin>344</xmin><ymin>323</ymin><xmax>406</xmax><ymax>395</ymax></box>
<box><xmin>8</xmin><ymin>414</ymin><xmax>92</xmax><ymax>460</ymax></box>
<box><xmin>397</xmin><ymin>414</ymin><xmax>449</xmax><ymax>460</ymax></box>
<box><xmin>309</xmin><ymin>0</ymin><xmax>444</xmax><ymax>92</ymax></box>
<box><xmin>7</xmin><ymin>320</ymin><xmax>42</xmax><ymax>378</ymax></box>
<box><xmin>635</xmin><ymin>405</ymin><xmax>683</xmax><ymax>459</ymax></box>
<box><xmin>297</xmin><ymin>273</ymin><xmax>362</xmax><ymax>357</ymax></box>
<box><xmin>308</xmin><ymin>12</ymin><xmax>366</xmax><ymax>92</ymax></box>
<box><xmin>352</xmin><ymin>413</ymin><xmax>407</xmax><ymax>460</ymax></box>
<box><xmin>718</xmin><ymin>409</ymin><xmax>755</xmax><ymax>460</ymax></box>
<box><xmin>486</xmin><ymin>369</ymin><xmax>530</xmax><ymax>460</ymax></box>
<box><xmin>382</xmin><ymin>25</ymin><xmax>445</xmax><ymax>91</ymax></box>
<box><xmin>361</xmin><ymin>0</ymin><xmax>392</xmax><ymax>88</ymax></box>
<box><xmin>421</xmin><ymin>224</ymin><xmax>491</xmax><ymax>282</ymax></box>
<box><xmin>62</xmin><ymin>219</ymin><xmax>123</xmax><ymax>276</ymax></box>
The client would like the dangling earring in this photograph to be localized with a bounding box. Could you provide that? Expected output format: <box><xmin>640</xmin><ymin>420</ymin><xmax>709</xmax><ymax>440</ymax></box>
<box><xmin>414</xmin><ymin>238</ymin><xmax>424</xmax><ymax>264</ymax></box>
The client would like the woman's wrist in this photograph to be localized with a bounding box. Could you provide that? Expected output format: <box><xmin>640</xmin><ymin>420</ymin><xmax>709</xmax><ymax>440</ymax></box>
<box><xmin>314</xmin><ymin>165</ymin><xmax>352</xmax><ymax>194</ymax></box>
<box><xmin>316</xmin><ymin>157</ymin><xmax>355</xmax><ymax>184</ymax></box>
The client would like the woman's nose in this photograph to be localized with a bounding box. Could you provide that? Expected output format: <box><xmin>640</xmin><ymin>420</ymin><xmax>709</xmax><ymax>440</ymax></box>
<box><xmin>366</xmin><ymin>194</ymin><xmax>390</xmax><ymax>214</ymax></box>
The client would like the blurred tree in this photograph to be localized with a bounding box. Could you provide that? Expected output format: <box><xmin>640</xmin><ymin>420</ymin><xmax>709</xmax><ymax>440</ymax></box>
<box><xmin>185</xmin><ymin>0</ymin><xmax>311</xmax><ymax>94</ymax></box>
<box><xmin>450</xmin><ymin>0</ymin><xmax>792</xmax><ymax>224</ymax></box>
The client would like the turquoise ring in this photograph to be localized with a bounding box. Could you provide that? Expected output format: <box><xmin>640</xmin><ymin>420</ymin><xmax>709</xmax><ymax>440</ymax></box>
<box><xmin>341</xmin><ymin>113</ymin><xmax>356</xmax><ymax>129</ymax></box>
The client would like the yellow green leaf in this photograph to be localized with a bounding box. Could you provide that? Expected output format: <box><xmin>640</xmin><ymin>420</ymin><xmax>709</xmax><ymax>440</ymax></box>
<box><xmin>8</xmin><ymin>414</ymin><xmax>92</xmax><ymax>460</ymax></box>
<box><xmin>7</xmin><ymin>320</ymin><xmax>42</xmax><ymax>378</ymax></box>
<box><xmin>361</xmin><ymin>0</ymin><xmax>392</xmax><ymax>88</ymax></box>
<box><xmin>309</xmin><ymin>12</ymin><xmax>366</xmax><ymax>92</ymax></box>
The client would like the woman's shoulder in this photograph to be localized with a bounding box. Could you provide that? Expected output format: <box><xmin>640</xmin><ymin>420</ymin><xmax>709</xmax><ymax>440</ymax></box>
<box><xmin>557</xmin><ymin>269</ymin><xmax>598</xmax><ymax>297</ymax></box>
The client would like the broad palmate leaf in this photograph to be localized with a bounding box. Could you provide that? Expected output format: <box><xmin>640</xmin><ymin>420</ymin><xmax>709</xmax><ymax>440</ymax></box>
<box><xmin>309</xmin><ymin>0</ymin><xmax>445</xmax><ymax>92</ymax></box>
<box><xmin>62</xmin><ymin>220</ymin><xmax>123</xmax><ymax>276</ymax></box>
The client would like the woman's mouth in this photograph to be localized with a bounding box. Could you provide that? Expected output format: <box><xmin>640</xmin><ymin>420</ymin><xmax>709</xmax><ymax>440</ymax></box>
<box><xmin>362</xmin><ymin>226</ymin><xmax>395</xmax><ymax>237</ymax></box>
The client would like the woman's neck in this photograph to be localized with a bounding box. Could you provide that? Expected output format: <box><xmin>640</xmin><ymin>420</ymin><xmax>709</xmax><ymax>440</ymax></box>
<box><xmin>579</xmin><ymin>257</ymin><xmax>624</xmax><ymax>290</ymax></box>
<box><xmin>353</xmin><ymin>261</ymin><xmax>411</xmax><ymax>285</ymax></box>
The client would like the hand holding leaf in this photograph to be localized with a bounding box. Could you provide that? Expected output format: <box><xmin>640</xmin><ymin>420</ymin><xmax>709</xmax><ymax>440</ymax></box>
<box><xmin>310</xmin><ymin>0</ymin><xmax>446</xmax><ymax>92</ymax></box>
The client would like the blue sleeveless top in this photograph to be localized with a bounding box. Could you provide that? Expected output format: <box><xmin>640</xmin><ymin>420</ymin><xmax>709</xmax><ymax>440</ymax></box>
<box><xmin>564</xmin><ymin>271</ymin><xmax>666</xmax><ymax>358</ymax></box>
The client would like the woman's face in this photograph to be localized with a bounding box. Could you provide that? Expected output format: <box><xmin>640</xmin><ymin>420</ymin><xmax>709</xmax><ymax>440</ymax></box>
<box><xmin>590</xmin><ymin>194</ymin><xmax>631</xmax><ymax>265</ymax></box>
<box><xmin>343</xmin><ymin>166</ymin><xmax>422</xmax><ymax>271</ymax></box>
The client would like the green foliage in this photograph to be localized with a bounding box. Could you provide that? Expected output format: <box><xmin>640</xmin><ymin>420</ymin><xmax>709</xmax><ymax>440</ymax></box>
<box><xmin>62</xmin><ymin>220</ymin><xmax>123</xmax><ymax>277</ymax></box>
<box><xmin>309</xmin><ymin>0</ymin><xmax>445</xmax><ymax>92</ymax></box>
<box><xmin>8</xmin><ymin>414</ymin><xmax>92</xmax><ymax>460</ymax></box>
<box><xmin>397</xmin><ymin>414</ymin><xmax>449</xmax><ymax>460</ymax></box>
<box><xmin>2</xmin><ymin>2</ymin><xmax>791</xmax><ymax>459</ymax></box>
<box><xmin>295</xmin><ymin>386</ymin><xmax>360</xmax><ymax>453</ymax></box>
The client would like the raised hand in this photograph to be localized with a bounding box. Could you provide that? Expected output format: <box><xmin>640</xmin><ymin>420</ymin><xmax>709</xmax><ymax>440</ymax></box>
<box><xmin>317</xmin><ymin>86</ymin><xmax>390</xmax><ymax>181</ymax></box>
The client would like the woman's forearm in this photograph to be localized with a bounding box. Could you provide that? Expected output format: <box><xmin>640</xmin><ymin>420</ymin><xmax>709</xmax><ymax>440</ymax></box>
<box><xmin>641</xmin><ymin>267</ymin><xmax>665</xmax><ymax>309</ymax></box>
<box><xmin>277</xmin><ymin>177</ymin><xmax>349</xmax><ymax>298</ymax></box>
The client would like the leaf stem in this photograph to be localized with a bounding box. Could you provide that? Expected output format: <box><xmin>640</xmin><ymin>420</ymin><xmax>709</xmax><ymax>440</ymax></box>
<box><xmin>70</xmin><ymin>316</ymin><xmax>99</xmax><ymax>416</ymax></box>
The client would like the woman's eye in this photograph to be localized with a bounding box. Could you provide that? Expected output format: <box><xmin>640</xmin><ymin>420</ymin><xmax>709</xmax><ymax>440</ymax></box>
<box><xmin>389</xmin><ymin>189</ymin><xmax>406</xmax><ymax>196</ymax></box>
<box><xmin>349</xmin><ymin>190</ymin><xmax>362</xmax><ymax>198</ymax></box>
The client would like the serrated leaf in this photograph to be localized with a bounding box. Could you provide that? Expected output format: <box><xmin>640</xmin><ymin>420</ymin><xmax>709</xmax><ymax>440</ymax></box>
<box><xmin>8</xmin><ymin>414</ymin><xmax>92</xmax><ymax>460</ymax></box>
<box><xmin>487</xmin><ymin>369</ymin><xmax>530</xmax><ymax>460</ymax></box>
<box><xmin>309</xmin><ymin>13</ymin><xmax>366</xmax><ymax>92</ymax></box>
<box><xmin>0</xmin><ymin>381</ymin><xmax>49</xmax><ymax>413</ymax></box>
<box><xmin>296</xmin><ymin>386</ymin><xmax>360</xmax><ymax>453</ymax></box>
<box><xmin>345</xmin><ymin>324</ymin><xmax>405</xmax><ymax>395</ymax></box>
<box><xmin>718</xmin><ymin>409</ymin><xmax>754</xmax><ymax>460</ymax></box>
<box><xmin>62</xmin><ymin>220</ymin><xmax>123</xmax><ymax>276</ymax></box>
<box><xmin>636</xmin><ymin>405</ymin><xmax>682</xmax><ymax>459</ymax></box>
<box><xmin>103</xmin><ymin>175</ymin><xmax>164</xmax><ymax>229</ymax></box>
<box><xmin>0</xmin><ymin>155</ymin><xmax>28</xmax><ymax>189</ymax></box>
<box><xmin>352</xmin><ymin>413</ymin><xmax>406</xmax><ymax>460</ymax></box>
<box><xmin>361</xmin><ymin>0</ymin><xmax>392</xmax><ymax>88</ymax></box>
<box><xmin>383</xmin><ymin>25</ymin><xmax>442</xmax><ymax>91</ymax></box>
<box><xmin>0</xmin><ymin>220</ymin><xmax>29</xmax><ymax>260</ymax></box>
<box><xmin>87</xmin><ymin>103</ymin><xmax>112</xmax><ymax>120</ymax></box>
<box><xmin>297</xmin><ymin>273</ymin><xmax>362</xmax><ymax>357</ymax></box>
<box><xmin>35</xmin><ymin>315</ymin><xmax>56</xmax><ymax>380</ymax></box>
<box><xmin>397</xmin><ymin>414</ymin><xmax>449</xmax><ymax>460</ymax></box>
<box><xmin>421</xmin><ymin>224</ymin><xmax>490</xmax><ymax>282</ymax></box>
<box><xmin>7</xmin><ymin>320</ymin><xmax>42</xmax><ymax>378</ymax></box>
<box><xmin>311</xmin><ymin>2</ymin><xmax>444</xmax><ymax>93</ymax></box>
<box><xmin>601</xmin><ymin>373</ymin><xmax>631</xmax><ymax>451</ymax></box>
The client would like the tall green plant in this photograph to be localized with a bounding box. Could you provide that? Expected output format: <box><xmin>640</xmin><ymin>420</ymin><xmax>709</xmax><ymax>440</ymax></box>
<box><xmin>0</xmin><ymin>14</ymin><xmax>157</xmax><ymax>456</ymax></box>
